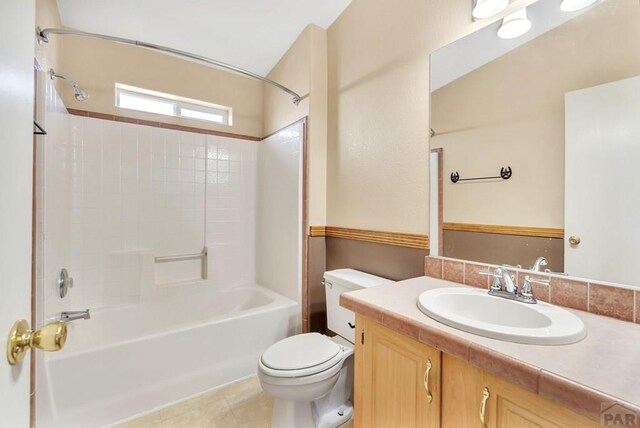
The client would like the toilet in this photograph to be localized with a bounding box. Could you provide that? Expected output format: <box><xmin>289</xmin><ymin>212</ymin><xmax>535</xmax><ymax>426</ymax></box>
<box><xmin>258</xmin><ymin>268</ymin><xmax>393</xmax><ymax>428</ymax></box>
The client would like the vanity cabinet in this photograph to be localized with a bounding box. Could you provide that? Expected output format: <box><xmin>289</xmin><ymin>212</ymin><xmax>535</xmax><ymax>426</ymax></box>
<box><xmin>354</xmin><ymin>315</ymin><xmax>441</xmax><ymax>428</ymax></box>
<box><xmin>442</xmin><ymin>354</ymin><xmax>600</xmax><ymax>428</ymax></box>
<box><xmin>355</xmin><ymin>315</ymin><xmax>600</xmax><ymax>428</ymax></box>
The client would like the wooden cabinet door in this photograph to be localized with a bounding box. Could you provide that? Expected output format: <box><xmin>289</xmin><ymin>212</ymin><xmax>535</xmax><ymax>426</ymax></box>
<box><xmin>442</xmin><ymin>352</ymin><xmax>494</xmax><ymax>427</ymax></box>
<box><xmin>355</xmin><ymin>316</ymin><xmax>440</xmax><ymax>428</ymax></box>
<box><xmin>442</xmin><ymin>354</ymin><xmax>601</xmax><ymax>428</ymax></box>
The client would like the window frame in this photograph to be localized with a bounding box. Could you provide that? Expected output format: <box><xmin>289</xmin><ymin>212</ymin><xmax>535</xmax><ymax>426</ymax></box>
<box><xmin>115</xmin><ymin>83</ymin><xmax>232</xmax><ymax>126</ymax></box>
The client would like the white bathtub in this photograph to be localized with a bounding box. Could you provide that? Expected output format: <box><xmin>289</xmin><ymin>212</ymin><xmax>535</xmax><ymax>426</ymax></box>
<box><xmin>37</xmin><ymin>283</ymin><xmax>298</xmax><ymax>428</ymax></box>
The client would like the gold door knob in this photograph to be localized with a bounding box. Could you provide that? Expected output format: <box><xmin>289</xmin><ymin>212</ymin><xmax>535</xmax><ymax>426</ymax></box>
<box><xmin>6</xmin><ymin>320</ymin><xmax>67</xmax><ymax>365</ymax></box>
<box><xmin>569</xmin><ymin>236</ymin><xmax>581</xmax><ymax>247</ymax></box>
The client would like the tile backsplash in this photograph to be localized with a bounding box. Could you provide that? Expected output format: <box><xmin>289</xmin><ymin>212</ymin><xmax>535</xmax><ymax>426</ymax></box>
<box><xmin>425</xmin><ymin>256</ymin><xmax>639</xmax><ymax>323</ymax></box>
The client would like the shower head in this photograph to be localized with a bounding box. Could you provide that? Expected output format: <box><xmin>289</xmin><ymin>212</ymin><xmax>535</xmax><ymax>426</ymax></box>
<box><xmin>49</xmin><ymin>69</ymin><xmax>89</xmax><ymax>102</ymax></box>
<box><xmin>72</xmin><ymin>84</ymin><xmax>89</xmax><ymax>102</ymax></box>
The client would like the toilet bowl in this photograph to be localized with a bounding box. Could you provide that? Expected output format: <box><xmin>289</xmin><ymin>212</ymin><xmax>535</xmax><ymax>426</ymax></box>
<box><xmin>258</xmin><ymin>269</ymin><xmax>393</xmax><ymax>428</ymax></box>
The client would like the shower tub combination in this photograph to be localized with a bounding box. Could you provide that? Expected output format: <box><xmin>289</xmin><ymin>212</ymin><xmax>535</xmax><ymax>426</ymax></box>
<box><xmin>37</xmin><ymin>282</ymin><xmax>297</xmax><ymax>427</ymax></box>
<box><xmin>34</xmin><ymin>73</ymin><xmax>305</xmax><ymax>427</ymax></box>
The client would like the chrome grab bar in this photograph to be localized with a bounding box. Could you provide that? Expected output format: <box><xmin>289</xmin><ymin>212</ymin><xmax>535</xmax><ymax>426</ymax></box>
<box><xmin>154</xmin><ymin>249</ymin><xmax>207</xmax><ymax>263</ymax></box>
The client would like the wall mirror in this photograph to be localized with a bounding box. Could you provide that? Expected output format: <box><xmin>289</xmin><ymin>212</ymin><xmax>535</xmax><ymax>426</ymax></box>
<box><xmin>429</xmin><ymin>0</ymin><xmax>640</xmax><ymax>287</ymax></box>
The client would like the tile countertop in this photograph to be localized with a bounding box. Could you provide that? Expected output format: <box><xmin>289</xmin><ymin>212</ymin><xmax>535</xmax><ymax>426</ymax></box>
<box><xmin>340</xmin><ymin>276</ymin><xmax>640</xmax><ymax>421</ymax></box>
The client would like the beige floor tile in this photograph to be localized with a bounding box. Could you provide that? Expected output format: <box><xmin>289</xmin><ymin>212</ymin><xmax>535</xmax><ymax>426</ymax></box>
<box><xmin>117</xmin><ymin>376</ymin><xmax>271</xmax><ymax>428</ymax></box>
<box><xmin>230</xmin><ymin>394</ymin><xmax>273</xmax><ymax>427</ymax></box>
<box><xmin>116</xmin><ymin>375</ymin><xmax>353</xmax><ymax>428</ymax></box>
<box><xmin>221</xmin><ymin>376</ymin><xmax>264</xmax><ymax>407</ymax></box>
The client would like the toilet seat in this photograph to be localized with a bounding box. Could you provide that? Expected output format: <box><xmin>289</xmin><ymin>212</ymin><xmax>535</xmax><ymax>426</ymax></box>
<box><xmin>259</xmin><ymin>333</ymin><xmax>346</xmax><ymax>378</ymax></box>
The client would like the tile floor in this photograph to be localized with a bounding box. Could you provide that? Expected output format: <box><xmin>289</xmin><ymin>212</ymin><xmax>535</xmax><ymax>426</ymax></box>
<box><xmin>116</xmin><ymin>375</ymin><xmax>354</xmax><ymax>428</ymax></box>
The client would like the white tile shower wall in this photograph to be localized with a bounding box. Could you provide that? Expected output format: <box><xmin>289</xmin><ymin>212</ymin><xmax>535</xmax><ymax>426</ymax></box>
<box><xmin>41</xmin><ymin>78</ymin><xmax>74</xmax><ymax>317</ymax></box>
<box><xmin>205</xmin><ymin>135</ymin><xmax>257</xmax><ymax>288</ymax></box>
<box><xmin>150</xmin><ymin>127</ymin><xmax>206</xmax><ymax>284</ymax></box>
<box><xmin>39</xmin><ymin>78</ymin><xmax>259</xmax><ymax>317</ymax></box>
<box><xmin>256</xmin><ymin>123</ymin><xmax>303</xmax><ymax>306</ymax></box>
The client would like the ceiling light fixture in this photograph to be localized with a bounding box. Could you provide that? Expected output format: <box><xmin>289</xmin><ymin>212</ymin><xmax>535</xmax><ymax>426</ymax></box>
<box><xmin>560</xmin><ymin>0</ymin><xmax>598</xmax><ymax>12</ymax></box>
<box><xmin>472</xmin><ymin>0</ymin><xmax>509</xmax><ymax>19</ymax></box>
<box><xmin>497</xmin><ymin>8</ymin><xmax>532</xmax><ymax>39</ymax></box>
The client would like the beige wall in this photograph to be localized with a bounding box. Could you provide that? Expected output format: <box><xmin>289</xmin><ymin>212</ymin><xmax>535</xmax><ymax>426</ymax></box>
<box><xmin>61</xmin><ymin>37</ymin><xmax>264</xmax><ymax>137</ymax></box>
<box><xmin>35</xmin><ymin>0</ymin><xmax>63</xmax><ymax>92</ymax></box>
<box><xmin>264</xmin><ymin>25</ymin><xmax>328</xmax><ymax>226</ymax></box>
<box><xmin>35</xmin><ymin>0</ymin><xmax>550</xmax><ymax>237</ymax></box>
<box><xmin>326</xmin><ymin>0</ymin><xmax>537</xmax><ymax>235</ymax></box>
<box><xmin>432</xmin><ymin>0</ymin><xmax>640</xmax><ymax>228</ymax></box>
<box><xmin>36</xmin><ymin>0</ymin><xmax>264</xmax><ymax>138</ymax></box>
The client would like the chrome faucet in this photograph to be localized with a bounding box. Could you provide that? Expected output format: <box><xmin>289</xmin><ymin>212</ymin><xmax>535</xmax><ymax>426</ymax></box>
<box><xmin>479</xmin><ymin>268</ymin><xmax>549</xmax><ymax>304</ymax></box>
<box><xmin>530</xmin><ymin>257</ymin><xmax>548</xmax><ymax>272</ymax></box>
<box><xmin>480</xmin><ymin>267</ymin><xmax>516</xmax><ymax>294</ymax></box>
<box><xmin>60</xmin><ymin>309</ymin><xmax>90</xmax><ymax>322</ymax></box>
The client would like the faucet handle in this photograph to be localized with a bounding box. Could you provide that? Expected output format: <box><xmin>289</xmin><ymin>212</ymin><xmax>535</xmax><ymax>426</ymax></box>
<box><xmin>527</xmin><ymin>277</ymin><xmax>550</xmax><ymax>285</ymax></box>
<box><xmin>501</xmin><ymin>263</ymin><xmax>522</xmax><ymax>269</ymax></box>
<box><xmin>520</xmin><ymin>275</ymin><xmax>550</xmax><ymax>302</ymax></box>
<box><xmin>478</xmin><ymin>270</ymin><xmax>500</xmax><ymax>277</ymax></box>
<box><xmin>479</xmin><ymin>268</ymin><xmax>507</xmax><ymax>291</ymax></box>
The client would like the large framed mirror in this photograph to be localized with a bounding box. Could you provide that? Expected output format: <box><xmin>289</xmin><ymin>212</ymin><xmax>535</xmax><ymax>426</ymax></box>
<box><xmin>429</xmin><ymin>0</ymin><xmax>640</xmax><ymax>287</ymax></box>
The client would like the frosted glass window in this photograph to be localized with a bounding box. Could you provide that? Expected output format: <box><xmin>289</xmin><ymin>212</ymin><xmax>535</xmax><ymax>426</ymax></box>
<box><xmin>115</xmin><ymin>84</ymin><xmax>231</xmax><ymax>125</ymax></box>
<box><xmin>179</xmin><ymin>108</ymin><xmax>224</xmax><ymax>124</ymax></box>
<box><xmin>118</xmin><ymin>92</ymin><xmax>175</xmax><ymax>116</ymax></box>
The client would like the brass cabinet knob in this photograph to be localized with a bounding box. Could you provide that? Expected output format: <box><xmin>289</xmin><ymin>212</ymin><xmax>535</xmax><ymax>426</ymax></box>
<box><xmin>568</xmin><ymin>236</ymin><xmax>581</xmax><ymax>247</ymax></box>
<box><xmin>6</xmin><ymin>320</ymin><xmax>67</xmax><ymax>365</ymax></box>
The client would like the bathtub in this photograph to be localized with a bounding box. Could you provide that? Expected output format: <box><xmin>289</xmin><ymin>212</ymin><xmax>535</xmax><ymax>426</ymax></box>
<box><xmin>37</xmin><ymin>283</ymin><xmax>298</xmax><ymax>428</ymax></box>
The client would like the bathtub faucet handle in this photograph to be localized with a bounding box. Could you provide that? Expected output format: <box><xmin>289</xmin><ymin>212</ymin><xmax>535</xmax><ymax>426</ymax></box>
<box><xmin>58</xmin><ymin>268</ymin><xmax>74</xmax><ymax>298</ymax></box>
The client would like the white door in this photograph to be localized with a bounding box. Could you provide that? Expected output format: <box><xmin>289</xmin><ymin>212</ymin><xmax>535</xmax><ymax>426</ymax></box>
<box><xmin>0</xmin><ymin>1</ymin><xmax>36</xmax><ymax>426</ymax></box>
<box><xmin>565</xmin><ymin>75</ymin><xmax>640</xmax><ymax>286</ymax></box>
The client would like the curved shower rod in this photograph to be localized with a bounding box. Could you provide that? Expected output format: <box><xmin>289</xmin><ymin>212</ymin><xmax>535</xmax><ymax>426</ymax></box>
<box><xmin>37</xmin><ymin>27</ymin><xmax>301</xmax><ymax>105</ymax></box>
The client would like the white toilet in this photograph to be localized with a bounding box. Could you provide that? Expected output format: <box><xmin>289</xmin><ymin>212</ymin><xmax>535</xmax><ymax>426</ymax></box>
<box><xmin>258</xmin><ymin>268</ymin><xmax>393</xmax><ymax>428</ymax></box>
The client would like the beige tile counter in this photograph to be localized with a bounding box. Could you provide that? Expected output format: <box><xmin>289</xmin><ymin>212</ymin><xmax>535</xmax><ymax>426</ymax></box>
<box><xmin>340</xmin><ymin>276</ymin><xmax>640</xmax><ymax>421</ymax></box>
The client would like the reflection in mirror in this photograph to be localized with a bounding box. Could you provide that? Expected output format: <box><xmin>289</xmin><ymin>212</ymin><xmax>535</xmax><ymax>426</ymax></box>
<box><xmin>430</xmin><ymin>0</ymin><xmax>640</xmax><ymax>286</ymax></box>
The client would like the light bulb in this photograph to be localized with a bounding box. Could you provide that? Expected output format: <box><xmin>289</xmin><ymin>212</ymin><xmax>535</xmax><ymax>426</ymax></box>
<box><xmin>497</xmin><ymin>8</ymin><xmax>532</xmax><ymax>39</ymax></box>
<box><xmin>560</xmin><ymin>0</ymin><xmax>598</xmax><ymax>12</ymax></box>
<box><xmin>472</xmin><ymin>0</ymin><xmax>509</xmax><ymax>19</ymax></box>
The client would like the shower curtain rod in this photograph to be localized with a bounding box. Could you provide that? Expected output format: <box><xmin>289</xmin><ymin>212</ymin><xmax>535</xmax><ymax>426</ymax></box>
<box><xmin>37</xmin><ymin>27</ymin><xmax>302</xmax><ymax>105</ymax></box>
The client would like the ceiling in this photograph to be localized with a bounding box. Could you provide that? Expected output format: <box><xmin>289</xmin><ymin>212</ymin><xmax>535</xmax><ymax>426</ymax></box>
<box><xmin>56</xmin><ymin>0</ymin><xmax>351</xmax><ymax>76</ymax></box>
<box><xmin>431</xmin><ymin>0</ymin><xmax>599</xmax><ymax>91</ymax></box>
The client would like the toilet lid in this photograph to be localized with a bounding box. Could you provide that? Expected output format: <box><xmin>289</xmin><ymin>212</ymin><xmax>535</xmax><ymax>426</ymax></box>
<box><xmin>261</xmin><ymin>333</ymin><xmax>341</xmax><ymax>371</ymax></box>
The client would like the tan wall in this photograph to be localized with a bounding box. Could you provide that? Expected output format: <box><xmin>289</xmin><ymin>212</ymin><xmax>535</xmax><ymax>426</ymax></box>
<box><xmin>36</xmin><ymin>0</ymin><xmax>264</xmax><ymax>138</ymax></box>
<box><xmin>326</xmin><ymin>0</ymin><xmax>538</xmax><ymax>235</ymax></box>
<box><xmin>35</xmin><ymin>0</ymin><xmax>63</xmax><ymax>92</ymax></box>
<box><xmin>432</xmin><ymin>0</ymin><xmax>640</xmax><ymax>229</ymax></box>
<box><xmin>264</xmin><ymin>25</ymin><xmax>328</xmax><ymax>226</ymax></box>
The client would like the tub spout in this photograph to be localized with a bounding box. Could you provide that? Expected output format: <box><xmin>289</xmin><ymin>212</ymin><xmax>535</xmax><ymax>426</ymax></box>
<box><xmin>60</xmin><ymin>310</ymin><xmax>90</xmax><ymax>322</ymax></box>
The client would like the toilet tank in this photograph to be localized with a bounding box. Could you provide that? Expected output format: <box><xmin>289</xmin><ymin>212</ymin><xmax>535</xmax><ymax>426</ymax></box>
<box><xmin>324</xmin><ymin>269</ymin><xmax>393</xmax><ymax>344</ymax></box>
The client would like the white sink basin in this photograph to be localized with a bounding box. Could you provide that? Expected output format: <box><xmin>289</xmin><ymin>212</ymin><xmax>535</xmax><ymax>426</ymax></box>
<box><xmin>417</xmin><ymin>287</ymin><xmax>586</xmax><ymax>345</ymax></box>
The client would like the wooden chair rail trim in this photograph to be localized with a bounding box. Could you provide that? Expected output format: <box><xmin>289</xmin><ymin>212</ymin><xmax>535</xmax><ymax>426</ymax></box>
<box><xmin>309</xmin><ymin>226</ymin><xmax>429</xmax><ymax>250</ymax></box>
<box><xmin>442</xmin><ymin>222</ymin><xmax>564</xmax><ymax>239</ymax></box>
